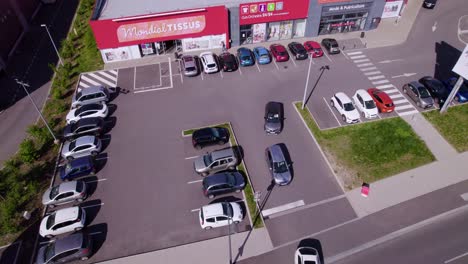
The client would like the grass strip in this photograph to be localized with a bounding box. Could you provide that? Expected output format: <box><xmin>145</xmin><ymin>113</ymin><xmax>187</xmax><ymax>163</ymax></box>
<box><xmin>422</xmin><ymin>104</ymin><xmax>468</xmax><ymax>153</ymax></box>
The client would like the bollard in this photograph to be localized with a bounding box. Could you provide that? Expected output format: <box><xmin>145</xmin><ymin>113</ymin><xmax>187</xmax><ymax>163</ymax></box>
<box><xmin>360</xmin><ymin>31</ymin><xmax>365</xmax><ymax>38</ymax></box>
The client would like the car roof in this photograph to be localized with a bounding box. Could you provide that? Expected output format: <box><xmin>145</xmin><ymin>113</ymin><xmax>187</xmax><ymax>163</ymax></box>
<box><xmin>237</xmin><ymin>47</ymin><xmax>251</xmax><ymax>55</ymax></box>
<box><xmin>305</xmin><ymin>41</ymin><xmax>321</xmax><ymax>48</ymax></box>
<box><xmin>268</xmin><ymin>144</ymin><xmax>285</xmax><ymax>162</ymax></box>
<box><xmin>57</xmin><ymin>181</ymin><xmax>79</xmax><ymax>193</ymax></box>
<box><xmin>409</xmin><ymin>81</ymin><xmax>424</xmax><ymax>88</ymax></box>
<box><xmin>211</xmin><ymin>147</ymin><xmax>235</xmax><ymax>160</ymax></box>
<box><xmin>77</xmin><ymin>86</ymin><xmax>105</xmax><ymax>96</ymax></box>
<box><xmin>77</xmin><ymin>103</ymin><xmax>105</xmax><ymax>112</ymax></box>
<box><xmin>220</xmin><ymin>52</ymin><xmax>234</xmax><ymax>59</ymax></box>
<box><xmin>254</xmin><ymin>46</ymin><xmax>268</xmax><ymax>52</ymax></box>
<box><xmin>271</xmin><ymin>44</ymin><xmax>285</xmax><ymax>51</ymax></box>
<box><xmin>182</xmin><ymin>55</ymin><xmax>196</xmax><ymax>66</ymax></box>
<box><xmin>355</xmin><ymin>89</ymin><xmax>373</xmax><ymax>101</ymax></box>
<box><xmin>54</xmin><ymin>232</ymin><xmax>84</xmax><ymax>254</ymax></box>
<box><xmin>74</xmin><ymin>135</ymin><xmax>96</xmax><ymax>146</ymax></box>
<box><xmin>75</xmin><ymin>117</ymin><xmax>103</xmax><ymax>127</ymax></box>
<box><xmin>193</xmin><ymin>127</ymin><xmax>223</xmax><ymax>138</ymax></box>
<box><xmin>203</xmin><ymin>172</ymin><xmax>235</xmax><ymax>185</ymax></box>
<box><xmin>202</xmin><ymin>203</ymin><xmax>225</xmax><ymax>217</ymax></box>
<box><xmin>53</xmin><ymin>206</ymin><xmax>80</xmax><ymax>223</ymax></box>
<box><xmin>335</xmin><ymin>92</ymin><xmax>352</xmax><ymax>103</ymax></box>
<box><xmin>68</xmin><ymin>155</ymin><xmax>93</xmax><ymax>166</ymax></box>
<box><xmin>370</xmin><ymin>89</ymin><xmax>393</xmax><ymax>103</ymax></box>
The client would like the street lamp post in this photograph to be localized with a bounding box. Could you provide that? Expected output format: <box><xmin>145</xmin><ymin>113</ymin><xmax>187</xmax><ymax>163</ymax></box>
<box><xmin>228</xmin><ymin>216</ymin><xmax>233</xmax><ymax>264</ymax></box>
<box><xmin>15</xmin><ymin>79</ymin><xmax>58</xmax><ymax>143</ymax></box>
<box><xmin>40</xmin><ymin>24</ymin><xmax>63</xmax><ymax>66</ymax></box>
<box><xmin>302</xmin><ymin>63</ymin><xmax>330</xmax><ymax>109</ymax></box>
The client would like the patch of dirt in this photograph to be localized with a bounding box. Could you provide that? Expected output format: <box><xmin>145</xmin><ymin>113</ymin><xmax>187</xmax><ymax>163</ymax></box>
<box><xmin>322</xmin><ymin>149</ymin><xmax>361</xmax><ymax>191</ymax></box>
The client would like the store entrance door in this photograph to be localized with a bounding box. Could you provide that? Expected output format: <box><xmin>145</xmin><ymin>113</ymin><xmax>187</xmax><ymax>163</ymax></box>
<box><xmin>156</xmin><ymin>40</ymin><xmax>183</xmax><ymax>54</ymax></box>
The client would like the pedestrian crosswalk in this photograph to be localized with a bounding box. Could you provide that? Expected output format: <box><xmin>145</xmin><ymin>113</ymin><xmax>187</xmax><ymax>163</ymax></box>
<box><xmin>78</xmin><ymin>70</ymin><xmax>118</xmax><ymax>90</ymax></box>
<box><xmin>346</xmin><ymin>51</ymin><xmax>418</xmax><ymax>117</ymax></box>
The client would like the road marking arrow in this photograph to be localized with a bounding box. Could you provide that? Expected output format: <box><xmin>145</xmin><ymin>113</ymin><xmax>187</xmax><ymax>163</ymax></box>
<box><xmin>378</xmin><ymin>59</ymin><xmax>404</xmax><ymax>64</ymax></box>
<box><xmin>432</xmin><ymin>21</ymin><xmax>438</xmax><ymax>32</ymax></box>
<box><xmin>392</xmin><ymin>73</ymin><xmax>417</xmax><ymax>78</ymax></box>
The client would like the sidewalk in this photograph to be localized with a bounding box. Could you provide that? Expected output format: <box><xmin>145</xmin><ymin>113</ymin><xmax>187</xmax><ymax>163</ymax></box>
<box><xmin>97</xmin><ymin>228</ymin><xmax>273</xmax><ymax>264</ymax></box>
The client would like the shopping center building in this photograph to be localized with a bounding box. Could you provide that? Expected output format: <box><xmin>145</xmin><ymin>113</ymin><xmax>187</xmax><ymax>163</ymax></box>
<box><xmin>90</xmin><ymin>0</ymin><xmax>407</xmax><ymax>63</ymax></box>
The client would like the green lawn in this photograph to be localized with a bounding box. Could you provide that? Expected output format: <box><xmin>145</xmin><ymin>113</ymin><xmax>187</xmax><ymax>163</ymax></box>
<box><xmin>423</xmin><ymin>104</ymin><xmax>468</xmax><ymax>152</ymax></box>
<box><xmin>183</xmin><ymin>123</ymin><xmax>264</xmax><ymax>228</ymax></box>
<box><xmin>295</xmin><ymin>102</ymin><xmax>435</xmax><ymax>190</ymax></box>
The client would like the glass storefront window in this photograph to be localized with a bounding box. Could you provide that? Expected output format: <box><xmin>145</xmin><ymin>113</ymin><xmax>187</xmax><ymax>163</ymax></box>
<box><xmin>318</xmin><ymin>12</ymin><xmax>368</xmax><ymax>35</ymax></box>
<box><xmin>139</xmin><ymin>43</ymin><xmax>156</xmax><ymax>56</ymax></box>
<box><xmin>279</xmin><ymin>21</ymin><xmax>293</xmax><ymax>39</ymax></box>
<box><xmin>252</xmin><ymin>23</ymin><xmax>266</xmax><ymax>43</ymax></box>
<box><xmin>293</xmin><ymin>19</ymin><xmax>306</xmax><ymax>38</ymax></box>
<box><xmin>267</xmin><ymin>22</ymin><xmax>280</xmax><ymax>41</ymax></box>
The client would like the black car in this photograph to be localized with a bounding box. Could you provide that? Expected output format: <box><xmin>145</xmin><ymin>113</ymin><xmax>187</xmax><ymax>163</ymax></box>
<box><xmin>202</xmin><ymin>171</ymin><xmax>245</xmax><ymax>198</ymax></box>
<box><xmin>192</xmin><ymin>127</ymin><xmax>229</xmax><ymax>149</ymax></box>
<box><xmin>219</xmin><ymin>52</ymin><xmax>238</xmax><ymax>72</ymax></box>
<box><xmin>418</xmin><ymin>76</ymin><xmax>450</xmax><ymax>105</ymax></box>
<box><xmin>287</xmin><ymin>42</ymin><xmax>308</xmax><ymax>60</ymax></box>
<box><xmin>321</xmin><ymin>38</ymin><xmax>340</xmax><ymax>54</ymax></box>
<box><xmin>63</xmin><ymin>117</ymin><xmax>105</xmax><ymax>140</ymax></box>
<box><xmin>423</xmin><ymin>0</ymin><xmax>437</xmax><ymax>9</ymax></box>
<box><xmin>264</xmin><ymin>102</ymin><xmax>284</xmax><ymax>134</ymax></box>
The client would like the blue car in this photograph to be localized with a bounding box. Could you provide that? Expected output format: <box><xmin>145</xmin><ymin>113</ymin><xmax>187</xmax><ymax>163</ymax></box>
<box><xmin>253</xmin><ymin>46</ymin><xmax>271</xmax><ymax>65</ymax></box>
<box><xmin>237</xmin><ymin>47</ymin><xmax>254</xmax><ymax>66</ymax></box>
<box><xmin>60</xmin><ymin>156</ymin><xmax>96</xmax><ymax>181</ymax></box>
<box><xmin>444</xmin><ymin>77</ymin><xmax>468</xmax><ymax>103</ymax></box>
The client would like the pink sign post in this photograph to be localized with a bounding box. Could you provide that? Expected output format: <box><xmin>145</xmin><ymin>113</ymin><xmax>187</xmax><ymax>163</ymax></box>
<box><xmin>361</xmin><ymin>183</ymin><xmax>370</xmax><ymax>197</ymax></box>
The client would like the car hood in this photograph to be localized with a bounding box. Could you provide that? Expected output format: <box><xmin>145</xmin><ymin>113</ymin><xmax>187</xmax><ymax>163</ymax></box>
<box><xmin>231</xmin><ymin>202</ymin><xmax>243</xmax><ymax>221</ymax></box>
<box><xmin>273</xmin><ymin>170</ymin><xmax>292</xmax><ymax>185</ymax></box>
<box><xmin>39</xmin><ymin>216</ymin><xmax>49</xmax><ymax>236</ymax></box>
<box><xmin>421</xmin><ymin>97</ymin><xmax>434</xmax><ymax>105</ymax></box>
<box><xmin>347</xmin><ymin>109</ymin><xmax>360</xmax><ymax>120</ymax></box>
<box><xmin>42</xmin><ymin>189</ymin><xmax>52</xmax><ymax>205</ymax></box>
<box><xmin>35</xmin><ymin>245</ymin><xmax>47</xmax><ymax>264</ymax></box>
<box><xmin>265</xmin><ymin>121</ymin><xmax>281</xmax><ymax>133</ymax></box>
<box><xmin>194</xmin><ymin>156</ymin><xmax>207</xmax><ymax>172</ymax></box>
<box><xmin>62</xmin><ymin>141</ymin><xmax>71</xmax><ymax>155</ymax></box>
<box><xmin>66</xmin><ymin>109</ymin><xmax>76</xmax><ymax>121</ymax></box>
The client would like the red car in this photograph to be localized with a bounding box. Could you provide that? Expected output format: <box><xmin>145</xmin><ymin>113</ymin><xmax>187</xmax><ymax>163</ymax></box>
<box><xmin>303</xmin><ymin>41</ymin><xmax>323</xmax><ymax>58</ymax></box>
<box><xmin>270</xmin><ymin>44</ymin><xmax>289</xmax><ymax>62</ymax></box>
<box><xmin>367</xmin><ymin>88</ymin><xmax>395</xmax><ymax>113</ymax></box>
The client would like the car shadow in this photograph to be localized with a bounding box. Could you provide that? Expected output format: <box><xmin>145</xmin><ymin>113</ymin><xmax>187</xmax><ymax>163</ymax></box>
<box><xmin>99</xmin><ymin>135</ymin><xmax>112</xmax><ymax>152</ymax></box>
<box><xmin>232</xmin><ymin>145</ymin><xmax>245</xmax><ymax>161</ymax></box>
<box><xmin>81</xmin><ymin>176</ymin><xmax>99</xmax><ymax>198</ymax></box>
<box><xmin>93</xmin><ymin>153</ymin><xmax>108</xmax><ymax>173</ymax></box>
<box><xmin>80</xmin><ymin>199</ymin><xmax>102</xmax><ymax>225</ymax></box>
<box><xmin>84</xmin><ymin>223</ymin><xmax>108</xmax><ymax>259</ymax></box>
<box><xmin>297</xmin><ymin>238</ymin><xmax>325</xmax><ymax>264</ymax></box>
<box><xmin>210</xmin><ymin>195</ymin><xmax>244</xmax><ymax>204</ymax></box>
<box><xmin>106</xmin><ymin>104</ymin><xmax>118</xmax><ymax>117</ymax></box>
<box><xmin>103</xmin><ymin>116</ymin><xmax>117</xmax><ymax>132</ymax></box>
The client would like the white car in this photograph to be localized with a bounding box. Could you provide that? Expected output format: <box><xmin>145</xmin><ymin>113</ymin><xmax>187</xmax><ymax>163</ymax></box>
<box><xmin>199</xmin><ymin>202</ymin><xmax>243</xmax><ymax>230</ymax></box>
<box><xmin>352</xmin><ymin>89</ymin><xmax>378</xmax><ymax>119</ymax></box>
<box><xmin>61</xmin><ymin>135</ymin><xmax>102</xmax><ymax>161</ymax></box>
<box><xmin>39</xmin><ymin>206</ymin><xmax>86</xmax><ymax>238</ymax></box>
<box><xmin>200</xmin><ymin>52</ymin><xmax>218</xmax><ymax>74</ymax></box>
<box><xmin>294</xmin><ymin>247</ymin><xmax>321</xmax><ymax>264</ymax></box>
<box><xmin>66</xmin><ymin>103</ymin><xmax>108</xmax><ymax>124</ymax></box>
<box><xmin>330</xmin><ymin>92</ymin><xmax>360</xmax><ymax>124</ymax></box>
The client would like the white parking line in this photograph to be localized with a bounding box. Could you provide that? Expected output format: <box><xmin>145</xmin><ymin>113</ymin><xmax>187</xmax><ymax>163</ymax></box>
<box><xmin>273</xmin><ymin>59</ymin><xmax>280</xmax><ymax>70</ymax></box>
<box><xmin>340</xmin><ymin>50</ymin><xmax>349</xmax><ymax>60</ymax></box>
<box><xmin>239</xmin><ymin>65</ymin><xmax>243</xmax><ymax>75</ymax></box>
<box><xmin>323</xmin><ymin>97</ymin><xmax>342</xmax><ymax>126</ymax></box>
<box><xmin>360</xmin><ymin>66</ymin><xmax>377</xmax><ymax>71</ymax></box>
<box><xmin>81</xmin><ymin>202</ymin><xmax>105</xmax><ymax>209</ymax></box>
<box><xmin>255</xmin><ymin>62</ymin><xmax>261</xmax><ymax>72</ymax></box>
<box><xmin>323</xmin><ymin>51</ymin><xmax>333</xmax><ymax>62</ymax></box>
<box><xmin>185</xmin><ymin>155</ymin><xmax>199</xmax><ymax>160</ymax></box>
<box><xmin>364</xmin><ymin>71</ymin><xmax>382</xmax><ymax>76</ymax></box>
<box><xmin>262</xmin><ymin>200</ymin><xmax>305</xmax><ymax>217</ymax></box>
<box><xmin>445</xmin><ymin>251</ymin><xmax>468</xmax><ymax>264</ymax></box>
<box><xmin>368</xmin><ymin>75</ymin><xmax>386</xmax><ymax>80</ymax></box>
<box><xmin>350</xmin><ymin>55</ymin><xmax>366</xmax><ymax>59</ymax></box>
<box><xmin>357</xmin><ymin>62</ymin><xmax>373</xmax><ymax>67</ymax></box>
<box><xmin>395</xmin><ymin>104</ymin><xmax>415</xmax><ymax>110</ymax></box>
<box><xmin>372</xmin><ymin>79</ymin><xmax>390</xmax><ymax>85</ymax></box>
<box><xmin>353</xmin><ymin>58</ymin><xmax>370</xmax><ymax>63</ymax></box>
<box><xmin>289</xmin><ymin>52</ymin><xmax>298</xmax><ymax>67</ymax></box>
<box><xmin>191</xmin><ymin>208</ymin><xmax>200</xmax><ymax>212</ymax></box>
<box><xmin>219</xmin><ymin>70</ymin><xmax>224</xmax><ymax>78</ymax></box>
<box><xmin>188</xmin><ymin>179</ymin><xmax>203</xmax><ymax>184</ymax></box>
<box><xmin>85</xmin><ymin>178</ymin><xmax>108</xmax><ymax>184</ymax></box>
<box><xmin>347</xmin><ymin>51</ymin><xmax>363</xmax><ymax>56</ymax></box>
<box><xmin>134</xmin><ymin>86</ymin><xmax>173</xmax><ymax>94</ymax></box>
<box><xmin>133</xmin><ymin>67</ymin><xmax>136</xmax><ymax>90</ymax></box>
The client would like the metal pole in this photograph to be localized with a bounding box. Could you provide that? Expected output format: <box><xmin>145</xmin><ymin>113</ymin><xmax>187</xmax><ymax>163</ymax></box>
<box><xmin>440</xmin><ymin>76</ymin><xmax>464</xmax><ymax>113</ymax></box>
<box><xmin>228</xmin><ymin>216</ymin><xmax>232</xmax><ymax>264</ymax></box>
<box><xmin>301</xmin><ymin>56</ymin><xmax>313</xmax><ymax>109</ymax></box>
<box><xmin>41</xmin><ymin>24</ymin><xmax>63</xmax><ymax>66</ymax></box>
<box><xmin>15</xmin><ymin>79</ymin><xmax>58</xmax><ymax>142</ymax></box>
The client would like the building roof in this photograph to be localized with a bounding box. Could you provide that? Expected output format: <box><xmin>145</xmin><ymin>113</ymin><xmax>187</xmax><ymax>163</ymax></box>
<box><xmin>97</xmin><ymin>0</ymin><xmax>255</xmax><ymax>20</ymax></box>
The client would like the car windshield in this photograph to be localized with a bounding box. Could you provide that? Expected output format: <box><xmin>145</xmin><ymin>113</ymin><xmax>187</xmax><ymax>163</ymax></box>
<box><xmin>304</xmin><ymin>261</ymin><xmax>316</xmax><ymax>264</ymax></box>
<box><xmin>273</xmin><ymin>161</ymin><xmax>288</xmax><ymax>173</ymax></box>
<box><xmin>222</xmin><ymin>202</ymin><xmax>233</xmax><ymax>217</ymax></box>
<box><xmin>186</xmin><ymin>66</ymin><xmax>196</xmax><ymax>72</ymax></box>
<box><xmin>428</xmin><ymin>80</ymin><xmax>445</xmax><ymax>92</ymax></box>
<box><xmin>69</xmin><ymin>140</ymin><xmax>77</xmax><ymax>151</ymax></box>
<box><xmin>46</xmin><ymin>213</ymin><xmax>56</xmax><ymax>229</ymax></box>
<box><xmin>278</xmin><ymin>52</ymin><xmax>286</xmax><ymax>56</ymax></box>
<box><xmin>343</xmin><ymin>103</ymin><xmax>355</xmax><ymax>111</ymax></box>
<box><xmin>331</xmin><ymin>43</ymin><xmax>339</xmax><ymax>48</ymax></box>
<box><xmin>49</xmin><ymin>186</ymin><xmax>60</xmax><ymax>199</ymax></box>
<box><xmin>365</xmin><ymin>100</ymin><xmax>376</xmax><ymax>109</ymax></box>
<box><xmin>203</xmin><ymin>154</ymin><xmax>213</xmax><ymax>166</ymax></box>
<box><xmin>241</xmin><ymin>56</ymin><xmax>250</xmax><ymax>61</ymax></box>
<box><xmin>44</xmin><ymin>243</ymin><xmax>55</xmax><ymax>261</ymax></box>
<box><xmin>210</xmin><ymin>128</ymin><xmax>220</xmax><ymax>137</ymax></box>
<box><xmin>207</xmin><ymin>63</ymin><xmax>216</xmax><ymax>68</ymax></box>
<box><xmin>418</xmin><ymin>87</ymin><xmax>431</xmax><ymax>98</ymax></box>
<box><xmin>261</xmin><ymin>55</ymin><xmax>269</xmax><ymax>59</ymax></box>
<box><xmin>267</xmin><ymin>113</ymin><xmax>280</xmax><ymax>122</ymax></box>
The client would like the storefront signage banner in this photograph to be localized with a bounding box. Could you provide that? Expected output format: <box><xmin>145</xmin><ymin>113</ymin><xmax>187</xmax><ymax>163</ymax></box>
<box><xmin>453</xmin><ymin>45</ymin><xmax>468</xmax><ymax>80</ymax></box>
<box><xmin>317</xmin><ymin>0</ymin><xmax>349</xmax><ymax>3</ymax></box>
<box><xmin>239</xmin><ymin>0</ymin><xmax>310</xmax><ymax>25</ymax></box>
<box><xmin>322</xmin><ymin>2</ymin><xmax>373</xmax><ymax>13</ymax></box>
<box><xmin>117</xmin><ymin>16</ymin><xmax>206</xmax><ymax>42</ymax></box>
<box><xmin>381</xmin><ymin>0</ymin><xmax>403</xmax><ymax>18</ymax></box>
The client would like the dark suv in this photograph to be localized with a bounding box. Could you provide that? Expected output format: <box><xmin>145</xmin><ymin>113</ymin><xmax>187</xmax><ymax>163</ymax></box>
<box><xmin>192</xmin><ymin>127</ymin><xmax>229</xmax><ymax>149</ymax></box>
<box><xmin>202</xmin><ymin>171</ymin><xmax>245</xmax><ymax>198</ymax></box>
<box><xmin>60</xmin><ymin>156</ymin><xmax>96</xmax><ymax>181</ymax></box>
<box><xmin>287</xmin><ymin>42</ymin><xmax>308</xmax><ymax>60</ymax></box>
<box><xmin>264</xmin><ymin>102</ymin><xmax>284</xmax><ymax>134</ymax></box>
<box><xmin>63</xmin><ymin>117</ymin><xmax>105</xmax><ymax>140</ymax></box>
<box><xmin>418</xmin><ymin>76</ymin><xmax>449</xmax><ymax>105</ymax></box>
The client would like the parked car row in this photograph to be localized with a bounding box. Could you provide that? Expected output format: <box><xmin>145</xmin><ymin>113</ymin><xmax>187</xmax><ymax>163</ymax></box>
<box><xmin>36</xmin><ymin>85</ymin><xmax>117</xmax><ymax>264</ymax></box>
<box><xmin>180</xmin><ymin>38</ymin><xmax>344</xmax><ymax>76</ymax></box>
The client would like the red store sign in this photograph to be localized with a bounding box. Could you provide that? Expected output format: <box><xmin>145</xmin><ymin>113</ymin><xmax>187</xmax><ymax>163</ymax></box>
<box><xmin>90</xmin><ymin>6</ymin><xmax>228</xmax><ymax>49</ymax></box>
<box><xmin>239</xmin><ymin>0</ymin><xmax>310</xmax><ymax>25</ymax></box>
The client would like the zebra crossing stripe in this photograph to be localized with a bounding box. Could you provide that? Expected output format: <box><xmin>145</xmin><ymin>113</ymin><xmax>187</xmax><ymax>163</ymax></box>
<box><xmin>354</xmin><ymin>59</ymin><xmax>370</xmax><ymax>63</ymax></box>
<box><xmin>79</xmin><ymin>82</ymin><xmax>90</xmax><ymax>88</ymax></box>
<box><xmin>347</xmin><ymin>51</ymin><xmax>363</xmax><ymax>56</ymax></box>
<box><xmin>357</xmin><ymin>63</ymin><xmax>373</xmax><ymax>67</ymax></box>
<box><xmin>372</xmin><ymin>79</ymin><xmax>389</xmax><ymax>85</ymax></box>
<box><xmin>398</xmin><ymin>110</ymin><xmax>419</xmax><ymax>116</ymax></box>
<box><xmin>98</xmin><ymin>71</ymin><xmax>118</xmax><ymax>81</ymax></box>
<box><xmin>364</xmin><ymin>71</ymin><xmax>382</xmax><ymax>76</ymax></box>
<box><xmin>80</xmin><ymin>75</ymin><xmax>101</xmax><ymax>86</ymax></box>
<box><xmin>109</xmin><ymin>70</ymin><xmax>117</xmax><ymax>75</ymax></box>
<box><xmin>395</xmin><ymin>104</ymin><xmax>415</xmax><ymax>110</ymax></box>
<box><xmin>350</xmin><ymin>55</ymin><xmax>366</xmax><ymax>59</ymax></box>
<box><xmin>376</xmin><ymin>84</ymin><xmax>394</xmax><ymax>89</ymax></box>
<box><xmin>389</xmin><ymin>93</ymin><xmax>404</xmax><ymax>99</ymax></box>
<box><xmin>393</xmin><ymin>99</ymin><xmax>408</xmax><ymax>104</ymax></box>
<box><xmin>368</xmin><ymin>75</ymin><xmax>386</xmax><ymax>80</ymax></box>
<box><xmin>88</xmin><ymin>72</ymin><xmax>116</xmax><ymax>87</ymax></box>
<box><xmin>384</xmin><ymin>89</ymin><xmax>400</xmax><ymax>94</ymax></box>
<box><xmin>360</xmin><ymin>66</ymin><xmax>377</xmax><ymax>71</ymax></box>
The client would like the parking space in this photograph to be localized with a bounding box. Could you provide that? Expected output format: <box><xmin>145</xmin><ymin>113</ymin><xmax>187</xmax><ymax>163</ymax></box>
<box><xmin>0</xmin><ymin>242</ymin><xmax>21</xmax><ymax>264</ymax></box>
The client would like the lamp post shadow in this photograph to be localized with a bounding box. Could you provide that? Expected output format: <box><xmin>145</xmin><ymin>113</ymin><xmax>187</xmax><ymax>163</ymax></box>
<box><xmin>304</xmin><ymin>65</ymin><xmax>330</xmax><ymax>108</ymax></box>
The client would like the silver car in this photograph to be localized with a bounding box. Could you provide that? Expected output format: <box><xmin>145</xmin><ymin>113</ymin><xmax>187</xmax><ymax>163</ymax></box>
<box><xmin>71</xmin><ymin>86</ymin><xmax>109</xmax><ymax>108</ymax></box>
<box><xmin>403</xmin><ymin>81</ymin><xmax>434</xmax><ymax>109</ymax></box>
<box><xmin>265</xmin><ymin>144</ymin><xmax>292</xmax><ymax>186</ymax></box>
<box><xmin>194</xmin><ymin>147</ymin><xmax>238</xmax><ymax>176</ymax></box>
<box><xmin>61</xmin><ymin>135</ymin><xmax>102</xmax><ymax>161</ymax></box>
<box><xmin>181</xmin><ymin>55</ymin><xmax>198</xmax><ymax>76</ymax></box>
<box><xmin>36</xmin><ymin>232</ymin><xmax>93</xmax><ymax>264</ymax></box>
<box><xmin>42</xmin><ymin>181</ymin><xmax>87</xmax><ymax>207</ymax></box>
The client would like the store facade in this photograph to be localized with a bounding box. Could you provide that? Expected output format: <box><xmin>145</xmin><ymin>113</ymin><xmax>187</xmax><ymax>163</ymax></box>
<box><xmin>90</xmin><ymin>6</ymin><xmax>229</xmax><ymax>63</ymax></box>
